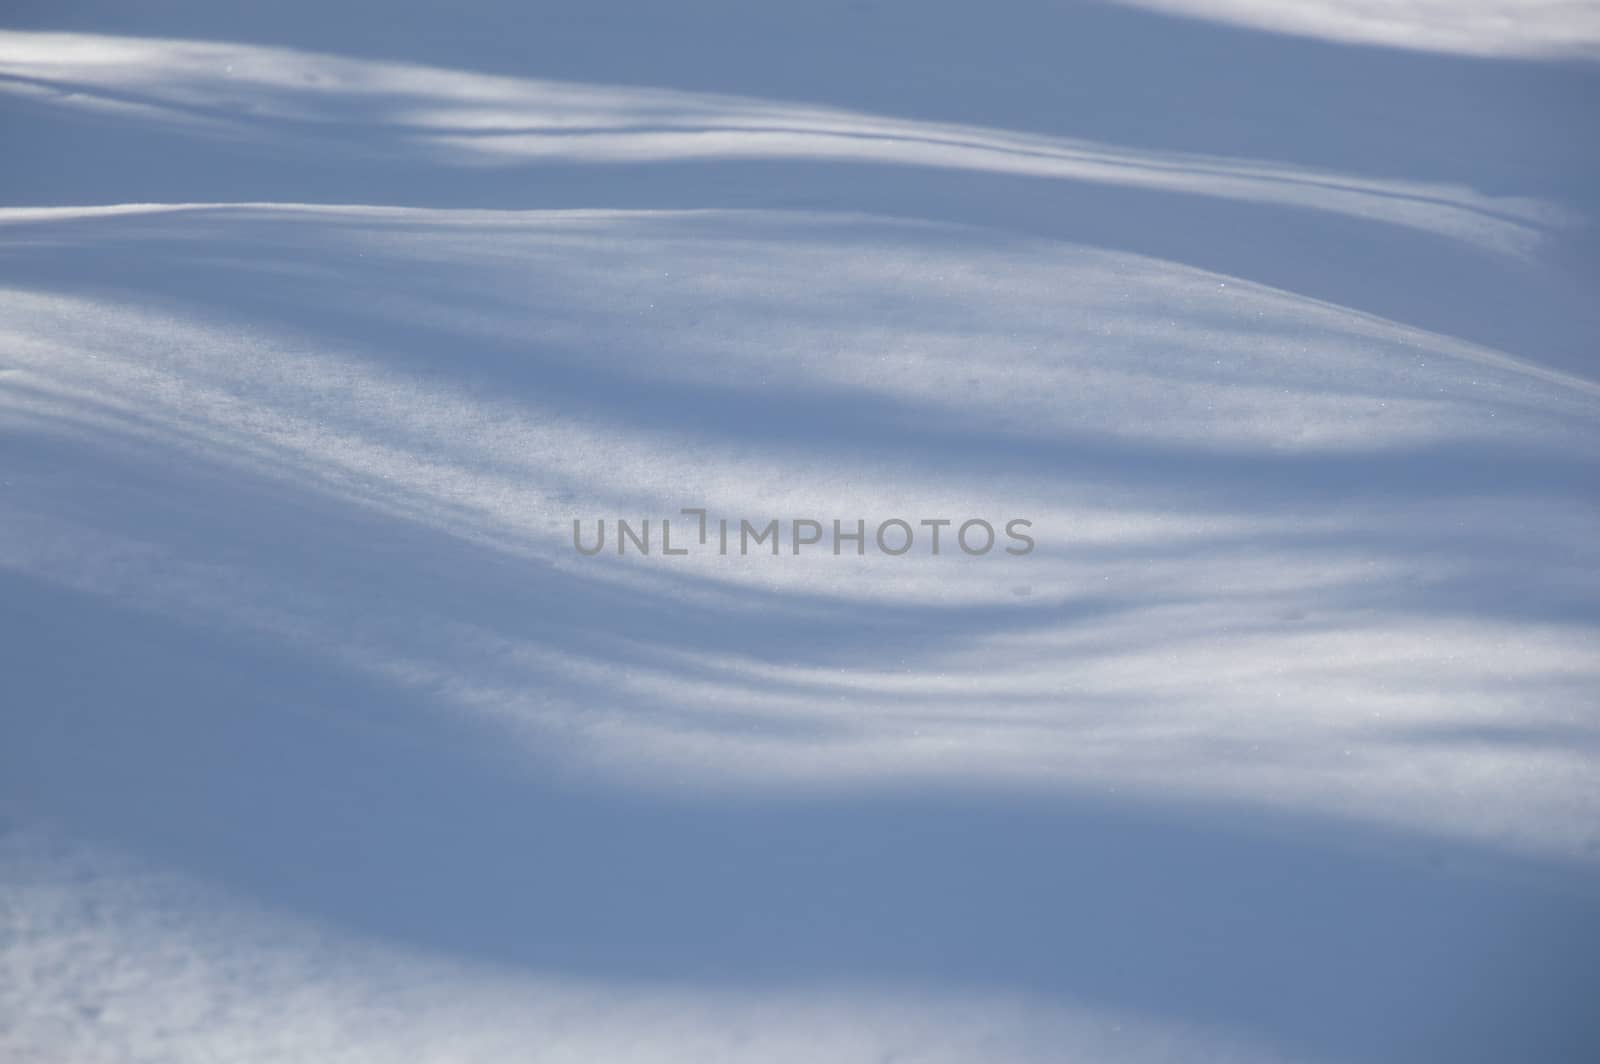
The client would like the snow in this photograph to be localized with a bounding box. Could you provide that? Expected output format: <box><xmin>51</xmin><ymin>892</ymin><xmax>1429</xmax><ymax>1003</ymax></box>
<box><xmin>1117</xmin><ymin>1</ymin><xmax>1600</xmax><ymax>59</ymax></box>
<box><xmin>2</xmin><ymin>3</ymin><xmax>1598</xmax><ymax>1062</ymax></box>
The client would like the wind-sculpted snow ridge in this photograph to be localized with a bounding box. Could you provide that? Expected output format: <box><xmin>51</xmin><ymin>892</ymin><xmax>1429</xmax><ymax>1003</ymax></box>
<box><xmin>1114</xmin><ymin>0</ymin><xmax>1600</xmax><ymax>59</ymax></box>
<box><xmin>0</xmin><ymin>31</ymin><xmax>1573</xmax><ymax>256</ymax></box>
<box><xmin>3</xmin><ymin>204</ymin><xmax>1597</xmax><ymax>868</ymax></box>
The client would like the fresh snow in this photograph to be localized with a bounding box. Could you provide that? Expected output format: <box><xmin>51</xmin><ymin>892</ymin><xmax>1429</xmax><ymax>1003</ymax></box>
<box><xmin>2</xmin><ymin>3</ymin><xmax>1598</xmax><ymax>1062</ymax></box>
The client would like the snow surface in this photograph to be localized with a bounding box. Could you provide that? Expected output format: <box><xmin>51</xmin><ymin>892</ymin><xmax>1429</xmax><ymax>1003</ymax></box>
<box><xmin>2</xmin><ymin>3</ymin><xmax>1598</xmax><ymax>1062</ymax></box>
